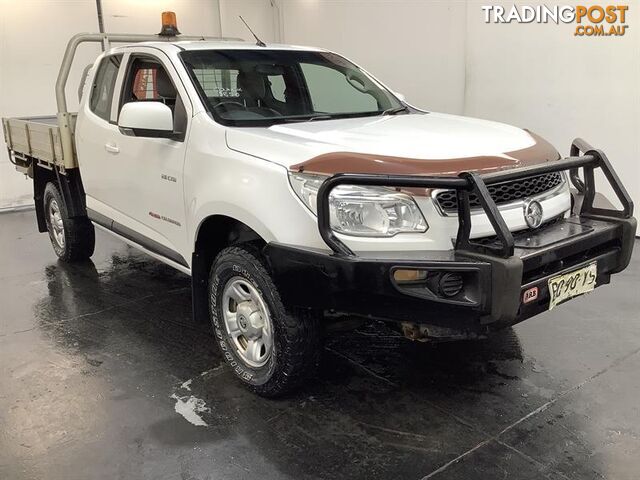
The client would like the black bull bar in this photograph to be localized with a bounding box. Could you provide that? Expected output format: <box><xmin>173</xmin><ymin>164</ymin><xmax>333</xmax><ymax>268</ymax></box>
<box><xmin>263</xmin><ymin>138</ymin><xmax>635</xmax><ymax>331</ymax></box>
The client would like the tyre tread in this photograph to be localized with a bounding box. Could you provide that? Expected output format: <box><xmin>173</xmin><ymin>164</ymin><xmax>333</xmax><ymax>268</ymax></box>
<box><xmin>211</xmin><ymin>245</ymin><xmax>321</xmax><ymax>397</ymax></box>
<box><xmin>44</xmin><ymin>182</ymin><xmax>95</xmax><ymax>262</ymax></box>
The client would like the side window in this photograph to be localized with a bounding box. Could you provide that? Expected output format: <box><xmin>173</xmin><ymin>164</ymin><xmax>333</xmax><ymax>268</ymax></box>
<box><xmin>300</xmin><ymin>63</ymin><xmax>377</xmax><ymax>113</ymax></box>
<box><xmin>120</xmin><ymin>56</ymin><xmax>187</xmax><ymax>138</ymax></box>
<box><xmin>268</xmin><ymin>75</ymin><xmax>286</xmax><ymax>102</ymax></box>
<box><xmin>90</xmin><ymin>55</ymin><xmax>122</xmax><ymax>121</ymax></box>
<box><xmin>122</xmin><ymin>59</ymin><xmax>178</xmax><ymax>107</ymax></box>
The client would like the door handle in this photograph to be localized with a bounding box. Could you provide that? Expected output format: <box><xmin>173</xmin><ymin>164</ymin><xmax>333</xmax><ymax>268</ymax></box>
<box><xmin>104</xmin><ymin>143</ymin><xmax>120</xmax><ymax>154</ymax></box>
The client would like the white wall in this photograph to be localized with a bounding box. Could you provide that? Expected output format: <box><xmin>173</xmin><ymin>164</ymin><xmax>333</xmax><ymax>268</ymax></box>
<box><xmin>100</xmin><ymin>0</ymin><xmax>221</xmax><ymax>35</ymax></box>
<box><xmin>1</xmin><ymin>0</ymin><xmax>638</xmax><ymax>209</ymax></box>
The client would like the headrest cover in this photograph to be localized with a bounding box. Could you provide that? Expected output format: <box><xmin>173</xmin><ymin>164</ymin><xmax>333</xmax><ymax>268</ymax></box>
<box><xmin>155</xmin><ymin>68</ymin><xmax>176</xmax><ymax>99</ymax></box>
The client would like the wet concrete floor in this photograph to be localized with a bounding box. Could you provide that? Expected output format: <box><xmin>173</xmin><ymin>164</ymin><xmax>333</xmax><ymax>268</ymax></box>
<box><xmin>1</xmin><ymin>209</ymin><xmax>639</xmax><ymax>480</ymax></box>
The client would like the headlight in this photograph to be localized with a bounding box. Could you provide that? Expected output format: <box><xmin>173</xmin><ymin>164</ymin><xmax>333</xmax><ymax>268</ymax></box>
<box><xmin>288</xmin><ymin>172</ymin><xmax>428</xmax><ymax>237</ymax></box>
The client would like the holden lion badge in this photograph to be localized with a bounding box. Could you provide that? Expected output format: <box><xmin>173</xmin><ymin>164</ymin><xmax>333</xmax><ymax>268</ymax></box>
<box><xmin>523</xmin><ymin>199</ymin><xmax>543</xmax><ymax>229</ymax></box>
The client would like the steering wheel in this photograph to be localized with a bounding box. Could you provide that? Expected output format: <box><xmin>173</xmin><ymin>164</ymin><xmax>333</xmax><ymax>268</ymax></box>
<box><xmin>213</xmin><ymin>101</ymin><xmax>245</xmax><ymax>113</ymax></box>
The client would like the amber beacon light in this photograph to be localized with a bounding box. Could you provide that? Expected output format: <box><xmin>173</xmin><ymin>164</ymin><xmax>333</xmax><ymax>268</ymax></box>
<box><xmin>159</xmin><ymin>11</ymin><xmax>180</xmax><ymax>36</ymax></box>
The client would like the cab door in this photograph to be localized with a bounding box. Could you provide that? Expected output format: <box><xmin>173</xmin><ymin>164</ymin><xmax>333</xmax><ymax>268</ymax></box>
<box><xmin>76</xmin><ymin>52</ymin><xmax>127</xmax><ymax>222</ymax></box>
<box><xmin>107</xmin><ymin>50</ymin><xmax>192</xmax><ymax>266</ymax></box>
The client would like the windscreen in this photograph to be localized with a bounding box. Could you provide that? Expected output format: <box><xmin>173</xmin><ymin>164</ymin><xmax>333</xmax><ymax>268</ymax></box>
<box><xmin>180</xmin><ymin>49</ymin><xmax>403</xmax><ymax>126</ymax></box>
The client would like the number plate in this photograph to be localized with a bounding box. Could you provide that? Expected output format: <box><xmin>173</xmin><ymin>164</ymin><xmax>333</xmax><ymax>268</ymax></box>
<box><xmin>548</xmin><ymin>262</ymin><xmax>597</xmax><ymax>310</ymax></box>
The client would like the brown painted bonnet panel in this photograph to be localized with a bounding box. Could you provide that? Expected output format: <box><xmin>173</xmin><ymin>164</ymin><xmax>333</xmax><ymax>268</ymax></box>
<box><xmin>290</xmin><ymin>131</ymin><xmax>560</xmax><ymax>178</ymax></box>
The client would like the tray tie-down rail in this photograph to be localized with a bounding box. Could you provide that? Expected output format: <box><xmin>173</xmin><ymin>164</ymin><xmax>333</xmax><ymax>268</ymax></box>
<box><xmin>316</xmin><ymin>138</ymin><xmax>634</xmax><ymax>258</ymax></box>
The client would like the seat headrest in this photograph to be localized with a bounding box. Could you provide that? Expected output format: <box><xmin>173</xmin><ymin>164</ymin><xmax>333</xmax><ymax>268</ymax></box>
<box><xmin>155</xmin><ymin>68</ymin><xmax>176</xmax><ymax>99</ymax></box>
<box><xmin>237</xmin><ymin>71</ymin><xmax>266</xmax><ymax>100</ymax></box>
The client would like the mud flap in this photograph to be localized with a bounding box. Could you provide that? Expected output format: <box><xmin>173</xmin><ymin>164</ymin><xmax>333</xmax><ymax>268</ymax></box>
<box><xmin>191</xmin><ymin>251</ymin><xmax>210</xmax><ymax>324</ymax></box>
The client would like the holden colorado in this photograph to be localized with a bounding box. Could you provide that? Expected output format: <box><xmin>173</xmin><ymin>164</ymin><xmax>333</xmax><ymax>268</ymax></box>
<box><xmin>3</xmin><ymin>16</ymin><xmax>635</xmax><ymax>396</ymax></box>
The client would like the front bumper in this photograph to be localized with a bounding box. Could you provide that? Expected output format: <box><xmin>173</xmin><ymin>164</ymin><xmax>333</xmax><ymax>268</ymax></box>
<box><xmin>265</xmin><ymin>215</ymin><xmax>636</xmax><ymax>334</ymax></box>
<box><xmin>264</xmin><ymin>138</ymin><xmax>636</xmax><ymax>337</ymax></box>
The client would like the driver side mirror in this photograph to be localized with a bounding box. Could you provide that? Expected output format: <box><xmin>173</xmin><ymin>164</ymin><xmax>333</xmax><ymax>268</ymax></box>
<box><xmin>118</xmin><ymin>102</ymin><xmax>174</xmax><ymax>138</ymax></box>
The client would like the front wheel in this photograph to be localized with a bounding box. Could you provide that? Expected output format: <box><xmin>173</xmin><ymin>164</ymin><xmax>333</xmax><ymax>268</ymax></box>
<box><xmin>209</xmin><ymin>245</ymin><xmax>321</xmax><ymax>397</ymax></box>
<box><xmin>43</xmin><ymin>182</ymin><xmax>95</xmax><ymax>262</ymax></box>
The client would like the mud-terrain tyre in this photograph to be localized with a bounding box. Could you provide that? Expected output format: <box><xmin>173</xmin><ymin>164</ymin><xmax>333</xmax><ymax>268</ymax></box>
<box><xmin>209</xmin><ymin>245</ymin><xmax>322</xmax><ymax>397</ymax></box>
<box><xmin>43</xmin><ymin>182</ymin><xmax>95</xmax><ymax>262</ymax></box>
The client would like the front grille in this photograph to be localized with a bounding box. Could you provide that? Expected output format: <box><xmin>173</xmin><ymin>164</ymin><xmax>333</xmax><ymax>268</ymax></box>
<box><xmin>435</xmin><ymin>172</ymin><xmax>564</xmax><ymax>213</ymax></box>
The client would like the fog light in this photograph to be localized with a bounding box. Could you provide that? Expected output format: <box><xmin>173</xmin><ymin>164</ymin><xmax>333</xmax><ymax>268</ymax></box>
<box><xmin>393</xmin><ymin>269</ymin><xmax>428</xmax><ymax>284</ymax></box>
<box><xmin>438</xmin><ymin>273</ymin><xmax>464</xmax><ymax>297</ymax></box>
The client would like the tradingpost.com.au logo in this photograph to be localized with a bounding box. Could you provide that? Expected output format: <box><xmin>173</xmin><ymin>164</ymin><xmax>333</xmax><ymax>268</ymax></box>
<box><xmin>481</xmin><ymin>4</ymin><xmax>629</xmax><ymax>37</ymax></box>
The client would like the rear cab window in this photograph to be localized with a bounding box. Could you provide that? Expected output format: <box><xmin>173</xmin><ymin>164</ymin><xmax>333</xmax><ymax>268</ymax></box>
<box><xmin>193</xmin><ymin>67</ymin><xmax>241</xmax><ymax>99</ymax></box>
<box><xmin>89</xmin><ymin>55</ymin><xmax>122</xmax><ymax>121</ymax></box>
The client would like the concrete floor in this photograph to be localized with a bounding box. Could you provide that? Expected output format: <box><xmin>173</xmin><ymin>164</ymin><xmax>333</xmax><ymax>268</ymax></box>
<box><xmin>1</xmin><ymin>209</ymin><xmax>639</xmax><ymax>480</ymax></box>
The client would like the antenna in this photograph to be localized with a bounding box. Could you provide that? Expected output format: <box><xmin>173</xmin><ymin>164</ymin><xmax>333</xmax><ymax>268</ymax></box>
<box><xmin>239</xmin><ymin>16</ymin><xmax>266</xmax><ymax>47</ymax></box>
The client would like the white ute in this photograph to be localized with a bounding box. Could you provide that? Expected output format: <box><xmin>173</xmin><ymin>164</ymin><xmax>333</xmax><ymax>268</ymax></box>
<box><xmin>3</xmin><ymin>16</ymin><xmax>636</xmax><ymax>396</ymax></box>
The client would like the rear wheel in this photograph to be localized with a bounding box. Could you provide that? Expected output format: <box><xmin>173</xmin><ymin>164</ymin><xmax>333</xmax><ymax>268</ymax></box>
<box><xmin>209</xmin><ymin>245</ymin><xmax>322</xmax><ymax>397</ymax></box>
<box><xmin>44</xmin><ymin>182</ymin><xmax>95</xmax><ymax>262</ymax></box>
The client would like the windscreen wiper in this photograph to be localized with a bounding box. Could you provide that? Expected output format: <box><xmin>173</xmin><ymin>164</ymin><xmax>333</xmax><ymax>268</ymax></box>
<box><xmin>382</xmin><ymin>105</ymin><xmax>410</xmax><ymax>115</ymax></box>
<box><xmin>281</xmin><ymin>114</ymin><xmax>333</xmax><ymax>123</ymax></box>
